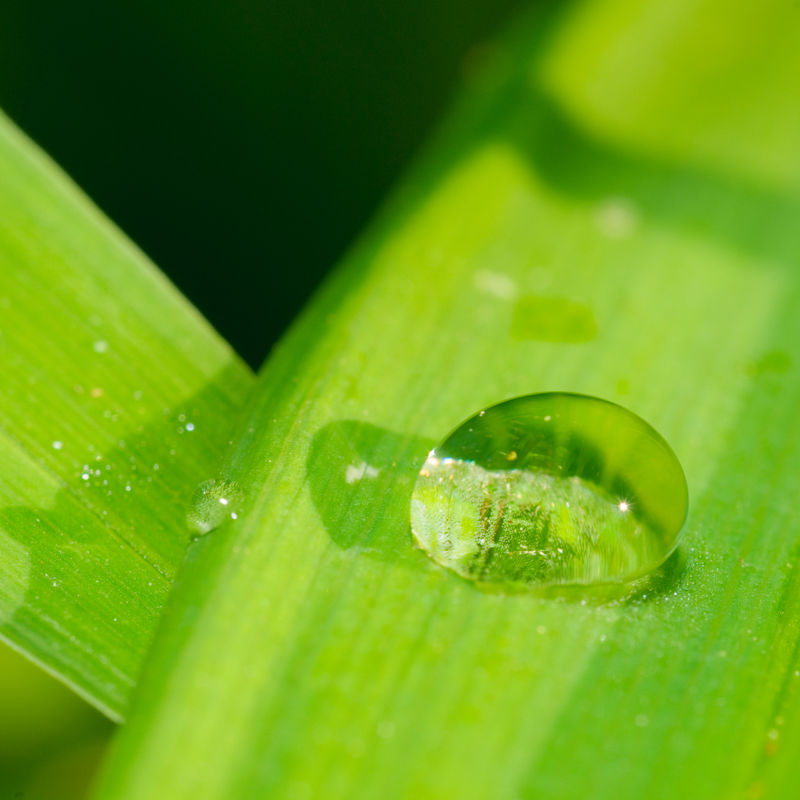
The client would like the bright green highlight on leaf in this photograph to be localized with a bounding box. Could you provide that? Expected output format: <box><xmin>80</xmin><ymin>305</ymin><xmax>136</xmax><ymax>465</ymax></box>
<box><xmin>0</xmin><ymin>110</ymin><xmax>254</xmax><ymax>720</ymax></box>
<box><xmin>411</xmin><ymin>393</ymin><xmax>687</xmax><ymax>589</ymax></box>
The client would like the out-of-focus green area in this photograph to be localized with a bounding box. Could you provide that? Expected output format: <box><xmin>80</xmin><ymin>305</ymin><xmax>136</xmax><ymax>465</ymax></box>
<box><xmin>0</xmin><ymin>644</ymin><xmax>112</xmax><ymax>799</ymax></box>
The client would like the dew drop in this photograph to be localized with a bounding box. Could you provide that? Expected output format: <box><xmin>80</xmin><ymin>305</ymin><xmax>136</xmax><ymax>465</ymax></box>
<box><xmin>410</xmin><ymin>393</ymin><xmax>688</xmax><ymax>589</ymax></box>
<box><xmin>187</xmin><ymin>479</ymin><xmax>244</xmax><ymax>537</ymax></box>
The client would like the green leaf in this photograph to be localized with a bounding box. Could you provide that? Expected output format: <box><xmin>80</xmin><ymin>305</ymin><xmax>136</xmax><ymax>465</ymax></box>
<box><xmin>0</xmin><ymin>110</ymin><xmax>254</xmax><ymax>721</ymax></box>
<box><xmin>95</xmin><ymin>0</ymin><xmax>800</xmax><ymax>797</ymax></box>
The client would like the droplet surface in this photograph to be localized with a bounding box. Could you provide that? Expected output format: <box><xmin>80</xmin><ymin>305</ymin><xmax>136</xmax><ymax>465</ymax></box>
<box><xmin>411</xmin><ymin>393</ymin><xmax>688</xmax><ymax>589</ymax></box>
<box><xmin>187</xmin><ymin>479</ymin><xmax>243</xmax><ymax>538</ymax></box>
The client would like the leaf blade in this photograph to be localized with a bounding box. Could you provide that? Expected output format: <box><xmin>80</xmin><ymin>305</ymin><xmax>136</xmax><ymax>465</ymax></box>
<box><xmin>0</xmin><ymin>109</ymin><xmax>255</xmax><ymax>719</ymax></box>
<box><xmin>94</xmin><ymin>0</ymin><xmax>800</xmax><ymax>795</ymax></box>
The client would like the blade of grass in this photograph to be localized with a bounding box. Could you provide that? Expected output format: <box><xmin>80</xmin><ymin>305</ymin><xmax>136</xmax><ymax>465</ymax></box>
<box><xmin>0</xmin><ymin>110</ymin><xmax>254</xmax><ymax>720</ymax></box>
<box><xmin>94</xmin><ymin>0</ymin><xmax>800</xmax><ymax>796</ymax></box>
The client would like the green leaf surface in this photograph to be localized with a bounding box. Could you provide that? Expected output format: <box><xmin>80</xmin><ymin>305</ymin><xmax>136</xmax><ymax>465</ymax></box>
<box><xmin>95</xmin><ymin>0</ymin><xmax>800</xmax><ymax>796</ymax></box>
<box><xmin>0</xmin><ymin>111</ymin><xmax>254</xmax><ymax>720</ymax></box>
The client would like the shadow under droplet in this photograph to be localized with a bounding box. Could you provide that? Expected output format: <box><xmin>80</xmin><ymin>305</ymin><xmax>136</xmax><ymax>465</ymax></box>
<box><xmin>306</xmin><ymin>419</ymin><xmax>435</xmax><ymax>568</ymax></box>
<box><xmin>306</xmin><ymin>418</ymin><xmax>686</xmax><ymax>602</ymax></box>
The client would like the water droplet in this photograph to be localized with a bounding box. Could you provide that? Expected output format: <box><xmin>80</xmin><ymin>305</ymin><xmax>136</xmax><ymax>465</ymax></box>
<box><xmin>187</xmin><ymin>479</ymin><xmax>244</xmax><ymax>537</ymax></box>
<box><xmin>410</xmin><ymin>393</ymin><xmax>688</xmax><ymax>590</ymax></box>
<box><xmin>52</xmin><ymin>440</ymin><xmax>63</xmax><ymax>450</ymax></box>
<box><xmin>93</xmin><ymin>339</ymin><xmax>109</xmax><ymax>354</ymax></box>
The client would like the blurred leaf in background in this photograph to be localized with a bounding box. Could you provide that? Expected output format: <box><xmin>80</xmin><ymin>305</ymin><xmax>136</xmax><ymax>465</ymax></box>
<box><xmin>0</xmin><ymin>646</ymin><xmax>111</xmax><ymax>799</ymax></box>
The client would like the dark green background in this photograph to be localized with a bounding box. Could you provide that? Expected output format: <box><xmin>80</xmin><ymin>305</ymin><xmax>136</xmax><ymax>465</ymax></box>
<box><xmin>0</xmin><ymin>0</ymin><xmax>521</xmax><ymax>368</ymax></box>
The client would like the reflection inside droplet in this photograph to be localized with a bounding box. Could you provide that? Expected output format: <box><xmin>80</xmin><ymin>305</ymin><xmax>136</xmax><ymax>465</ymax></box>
<box><xmin>410</xmin><ymin>393</ymin><xmax>687</xmax><ymax>590</ymax></box>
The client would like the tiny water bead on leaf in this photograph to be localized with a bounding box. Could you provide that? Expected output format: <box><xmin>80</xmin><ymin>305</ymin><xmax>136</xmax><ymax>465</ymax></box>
<box><xmin>187</xmin><ymin>479</ymin><xmax>244</xmax><ymax>538</ymax></box>
<box><xmin>410</xmin><ymin>393</ymin><xmax>688</xmax><ymax>590</ymax></box>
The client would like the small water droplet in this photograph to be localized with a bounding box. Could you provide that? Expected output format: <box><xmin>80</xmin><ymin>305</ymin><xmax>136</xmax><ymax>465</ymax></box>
<box><xmin>410</xmin><ymin>393</ymin><xmax>688</xmax><ymax>590</ymax></box>
<box><xmin>93</xmin><ymin>340</ymin><xmax>109</xmax><ymax>354</ymax></box>
<box><xmin>345</xmin><ymin>461</ymin><xmax>381</xmax><ymax>483</ymax></box>
<box><xmin>52</xmin><ymin>440</ymin><xmax>63</xmax><ymax>450</ymax></box>
<box><xmin>187</xmin><ymin>479</ymin><xmax>244</xmax><ymax>537</ymax></box>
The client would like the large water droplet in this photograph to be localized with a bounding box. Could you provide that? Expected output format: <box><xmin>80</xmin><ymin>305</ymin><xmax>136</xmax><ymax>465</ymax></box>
<box><xmin>411</xmin><ymin>393</ymin><xmax>687</xmax><ymax>589</ymax></box>
<box><xmin>187</xmin><ymin>479</ymin><xmax>243</xmax><ymax>538</ymax></box>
